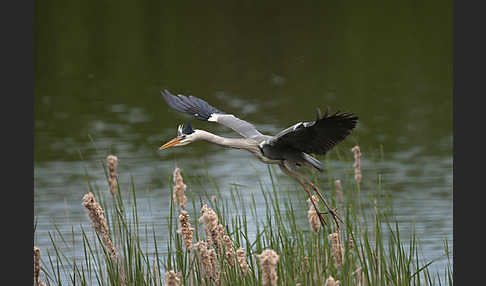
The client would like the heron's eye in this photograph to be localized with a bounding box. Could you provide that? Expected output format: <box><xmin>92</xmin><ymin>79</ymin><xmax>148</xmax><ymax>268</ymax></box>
<box><xmin>181</xmin><ymin>135</ymin><xmax>186</xmax><ymax>140</ymax></box>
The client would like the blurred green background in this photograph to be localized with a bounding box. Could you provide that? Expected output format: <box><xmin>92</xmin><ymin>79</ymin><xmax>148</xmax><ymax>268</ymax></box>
<box><xmin>34</xmin><ymin>0</ymin><xmax>452</xmax><ymax>279</ymax></box>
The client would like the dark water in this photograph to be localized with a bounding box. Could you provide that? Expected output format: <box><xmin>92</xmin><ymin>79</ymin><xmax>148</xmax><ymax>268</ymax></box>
<box><xmin>34</xmin><ymin>1</ymin><xmax>452</xmax><ymax>281</ymax></box>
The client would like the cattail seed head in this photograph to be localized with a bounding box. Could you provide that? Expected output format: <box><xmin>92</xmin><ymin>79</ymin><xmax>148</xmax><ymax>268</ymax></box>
<box><xmin>209</xmin><ymin>248</ymin><xmax>220</xmax><ymax>284</ymax></box>
<box><xmin>194</xmin><ymin>240</ymin><xmax>219</xmax><ymax>283</ymax></box>
<box><xmin>324</xmin><ymin>276</ymin><xmax>341</xmax><ymax>286</ymax></box>
<box><xmin>307</xmin><ymin>195</ymin><xmax>321</xmax><ymax>233</ymax></box>
<box><xmin>82</xmin><ymin>192</ymin><xmax>117</xmax><ymax>261</ymax></box>
<box><xmin>303</xmin><ymin>256</ymin><xmax>310</xmax><ymax>271</ymax></box>
<box><xmin>194</xmin><ymin>241</ymin><xmax>212</xmax><ymax>276</ymax></box>
<box><xmin>236</xmin><ymin>247</ymin><xmax>249</xmax><ymax>274</ymax></box>
<box><xmin>353</xmin><ymin>267</ymin><xmax>363</xmax><ymax>286</ymax></box>
<box><xmin>351</xmin><ymin>146</ymin><xmax>362</xmax><ymax>184</ymax></box>
<box><xmin>199</xmin><ymin>204</ymin><xmax>221</xmax><ymax>249</ymax></box>
<box><xmin>349</xmin><ymin>237</ymin><xmax>355</xmax><ymax>249</ymax></box>
<box><xmin>199</xmin><ymin>204</ymin><xmax>218</xmax><ymax>230</ymax></box>
<box><xmin>164</xmin><ymin>270</ymin><xmax>180</xmax><ymax>286</ymax></box>
<box><xmin>172</xmin><ymin>168</ymin><xmax>187</xmax><ymax>209</ymax></box>
<box><xmin>34</xmin><ymin>246</ymin><xmax>41</xmax><ymax>286</ymax></box>
<box><xmin>177</xmin><ymin>210</ymin><xmax>194</xmax><ymax>250</ymax></box>
<box><xmin>213</xmin><ymin>223</ymin><xmax>232</xmax><ymax>259</ymax></box>
<box><xmin>216</xmin><ymin>223</ymin><xmax>225</xmax><ymax>238</ymax></box>
<box><xmin>335</xmin><ymin>179</ymin><xmax>343</xmax><ymax>201</ymax></box>
<box><xmin>222</xmin><ymin>234</ymin><xmax>235</xmax><ymax>266</ymax></box>
<box><xmin>257</xmin><ymin>249</ymin><xmax>280</xmax><ymax>286</ymax></box>
<box><xmin>329</xmin><ymin>232</ymin><xmax>343</xmax><ymax>268</ymax></box>
<box><xmin>107</xmin><ymin>155</ymin><xmax>119</xmax><ymax>195</ymax></box>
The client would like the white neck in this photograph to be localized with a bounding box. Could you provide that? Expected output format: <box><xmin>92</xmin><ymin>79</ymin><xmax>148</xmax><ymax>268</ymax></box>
<box><xmin>192</xmin><ymin>129</ymin><xmax>281</xmax><ymax>164</ymax></box>
<box><xmin>194</xmin><ymin>129</ymin><xmax>254</xmax><ymax>150</ymax></box>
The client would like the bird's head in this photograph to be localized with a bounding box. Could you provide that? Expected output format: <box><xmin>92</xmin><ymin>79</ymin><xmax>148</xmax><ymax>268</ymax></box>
<box><xmin>159</xmin><ymin>122</ymin><xmax>197</xmax><ymax>150</ymax></box>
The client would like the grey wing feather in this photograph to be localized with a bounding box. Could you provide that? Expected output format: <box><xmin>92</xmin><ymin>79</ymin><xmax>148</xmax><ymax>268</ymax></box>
<box><xmin>211</xmin><ymin>114</ymin><xmax>263</xmax><ymax>138</ymax></box>
<box><xmin>161</xmin><ymin>89</ymin><xmax>263</xmax><ymax>138</ymax></box>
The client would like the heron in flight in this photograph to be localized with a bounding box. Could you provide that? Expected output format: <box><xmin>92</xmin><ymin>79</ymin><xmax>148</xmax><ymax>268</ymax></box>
<box><xmin>159</xmin><ymin>89</ymin><xmax>358</xmax><ymax>229</ymax></box>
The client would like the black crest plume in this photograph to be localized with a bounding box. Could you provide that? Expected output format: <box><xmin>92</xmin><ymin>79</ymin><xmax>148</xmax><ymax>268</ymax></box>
<box><xmin>178</xmin><ymin>122</ymin><xmax>194</xmax><ymax>135</ymax></box>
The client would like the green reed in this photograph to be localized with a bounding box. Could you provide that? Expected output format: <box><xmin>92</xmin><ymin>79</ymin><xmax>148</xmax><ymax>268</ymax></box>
<box><xmin>34</xmin><ymin>155</ymin><xmax>452</xmax><ymax>286</ymax></box>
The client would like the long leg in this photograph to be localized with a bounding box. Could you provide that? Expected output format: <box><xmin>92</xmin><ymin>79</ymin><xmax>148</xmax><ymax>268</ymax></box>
<box><xmin>300</xmin><ymin>175</ymin><xmax>343</xmax><ymax>230</ymax></box>
<box><xmin>279</xmin><ymin>164</ymin><xmax>328</xmax><ymax>229</ymax></box>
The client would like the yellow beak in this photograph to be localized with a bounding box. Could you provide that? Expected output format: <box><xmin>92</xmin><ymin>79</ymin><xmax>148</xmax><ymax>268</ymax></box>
<box><xmin>159</xmin><ymin>137</ymin><xmax>182</xmax><ymax>150</ymax></box>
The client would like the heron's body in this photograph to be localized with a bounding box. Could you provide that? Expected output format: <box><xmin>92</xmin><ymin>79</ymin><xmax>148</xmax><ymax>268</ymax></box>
<box><xmin>159</xmin><ymin>89</ymin><xmax>358</xmax><ymax>228</ymax></box>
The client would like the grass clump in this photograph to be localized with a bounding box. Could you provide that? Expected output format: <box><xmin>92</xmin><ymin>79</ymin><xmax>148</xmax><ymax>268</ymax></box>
<box><xmin>34</xmin><ymin>151</ymin><xmax>453</xmax><ymax>285</ymax></box>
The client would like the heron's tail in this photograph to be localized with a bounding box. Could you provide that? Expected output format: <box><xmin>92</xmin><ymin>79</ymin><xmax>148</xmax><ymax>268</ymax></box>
<box><xmin>302</xmin><ymin>153</ymin><xmax>323</xmax><ymax>172</ymax></box>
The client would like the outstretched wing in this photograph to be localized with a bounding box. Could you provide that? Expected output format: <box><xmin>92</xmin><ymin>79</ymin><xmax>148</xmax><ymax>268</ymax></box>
<box><xmin>267</xmin><ymin>108</ymin><xmax>358</xmax><ymax>155</ymax></box>
<box><xmin>161</xmin><ymin>89</ymin><xmax>263</xmax><ymax>138</ymax></box>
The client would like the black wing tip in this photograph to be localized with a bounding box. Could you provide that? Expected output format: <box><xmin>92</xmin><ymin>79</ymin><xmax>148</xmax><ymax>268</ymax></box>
<box><xmin>160</xmin><ymin>89</ymin><xmax>173</xmax><ymax>97</ymax></box>
<box><xmin>160</xmin><ymin>89</ymin><xmax>179</xmax><ymax>104</ymax></box>
<box><xmin>318</xmin><ymin>107</ymin><xmax>358</xmax><ymax>124</ymax></box>
<box><xmin>161</xmin><ymin>89</ymin><xmax>188</xmax><ymax>101</ymax></box>
<box><xmin>317</xmin><ymin>109</ymin><xmax>359</xmax><ymax>135</ymax></box>
<box><xmin>182</xmin><ymin>121</ymin><xmax>194</xmax><ymax>134</ymax></box>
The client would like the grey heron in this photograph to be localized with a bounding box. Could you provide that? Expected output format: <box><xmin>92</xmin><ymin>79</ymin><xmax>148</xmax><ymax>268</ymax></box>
<box><xmin>159</xmin><ymin>89</ymin><xmax>358</xmax><ymax>230</ymax></box>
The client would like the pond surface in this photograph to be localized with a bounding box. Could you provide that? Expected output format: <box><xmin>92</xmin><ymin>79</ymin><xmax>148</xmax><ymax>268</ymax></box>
<box><xmin>34</xmin><ymin>1</ymin><xmax>452</xmax><ymax>281</ymax></box>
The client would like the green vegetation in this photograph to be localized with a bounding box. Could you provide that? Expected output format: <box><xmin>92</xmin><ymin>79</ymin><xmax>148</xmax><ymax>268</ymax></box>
<box><xmin>34</xmin><ymin>155</ymin><xmax>452</xmax><ymax>286</ymax></box>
